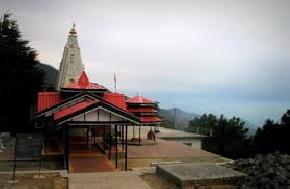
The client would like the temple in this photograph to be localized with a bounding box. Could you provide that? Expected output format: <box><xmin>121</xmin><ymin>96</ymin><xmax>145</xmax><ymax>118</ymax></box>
<box><xmin>56</xmin><ymin>24</ymin><xmax>84</xmax><ymax>90</ymax></box>
<box><xmin>35</xmin><ymin>25</ymin><xmax>161</xmax><ymax>172</ymax></box>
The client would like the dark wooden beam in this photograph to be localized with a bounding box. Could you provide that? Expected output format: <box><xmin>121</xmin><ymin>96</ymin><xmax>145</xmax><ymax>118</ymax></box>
<box><xmin>62</xmin><ymin>127</ymin><xmax>66</xmax><ymax>170</ymax></box>
<box><xmin>115</xmin><ymin>125</ymin><xmax>118</xmax><ymax>169</ymax></box>
<box><xmin>93</xmin><ymin>125</ymin><xmax>96</xmax><ymax>144</ymax></box>
<box><xmin>125</xmin><ymin>124</ymin><xmax>128</xmax><ymax>171</ymax></box>
<box><xmin>122</xmin><ymin>126</ymin><xmax>124</xmax><ymax>151</ymax></box>
<box><xmin>109</xmin><ymin>125</ymin><xmax>111</xmax><ymax>160</ymax></box>
<box><xmin>65</xmin><ymin>126</ymin><xmax>69</xmax><ymax>171</ymax></box>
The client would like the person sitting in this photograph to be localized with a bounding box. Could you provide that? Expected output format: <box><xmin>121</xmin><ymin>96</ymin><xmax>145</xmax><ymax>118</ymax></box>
<box><xmin>147</xmin><ymin>129</ymin><xmax>156</xmax><ymax>142</ymax></box>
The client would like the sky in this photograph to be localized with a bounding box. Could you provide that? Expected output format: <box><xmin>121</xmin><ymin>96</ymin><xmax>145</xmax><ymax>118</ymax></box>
<box><xmin>1</xmin><ymin>0</ymin><xmax>290</xmax><ymax>126</ymax></box>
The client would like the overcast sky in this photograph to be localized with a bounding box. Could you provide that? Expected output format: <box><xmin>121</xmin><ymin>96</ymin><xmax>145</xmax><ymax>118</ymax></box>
<box><xmin>1</xmin><ymin>0</ymin><xmax>290</xmax><ymax>125</ymax></box>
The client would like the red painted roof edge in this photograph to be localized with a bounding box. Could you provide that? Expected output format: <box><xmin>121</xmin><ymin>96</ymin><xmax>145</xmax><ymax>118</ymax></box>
<box><xmin>37</xmin><ymin>92</ymin><xmax>62</xmax><ymax>112</ymax></box>
<box><xmin>126</xmin><ymin>95</ymin><xmax>157</xmax><ymax>104</ymax></box>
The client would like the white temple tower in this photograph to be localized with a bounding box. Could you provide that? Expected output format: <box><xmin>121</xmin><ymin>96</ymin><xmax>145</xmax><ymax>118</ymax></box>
<box><xmin>57</xmin><ymin>25</ymin><xmax>84</xmax><ymax>90</ymax></box>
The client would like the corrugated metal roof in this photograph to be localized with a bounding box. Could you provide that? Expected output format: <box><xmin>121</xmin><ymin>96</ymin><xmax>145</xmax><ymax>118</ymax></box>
<box><xmin>37</xmin><ymin>92</ymin><xmax>62</xmax><ymax>112</ymax></box>
<box><xmin>126</xmin><ymin>96</ymin><xmax>155</xmax><ymax>104</ymax></box>
<box><xmin>36</xmin><ymin>69</ymin><xmax>162</xmax><ymax>125</ymax></box>
<box><xmin>127</xmin><ymin>107</ymin><xmax>156</xmax><ymax>113</ymax></box>
<box><xmin>140</xmin><ymin>116</ymin><xmax>162</xmax><ymax>123</ymax></box>
<box><xmin>103</xmin><ymin>92</ymin><xmax>127</xmax><ymax>111</ymax></box>
<box><xmin>63</xmin><ymin>71</ymin><xmax>107</xmax><ymax>90</ymax></box>
<box><xmin>54</xmin><ymin>99</ymin><xmax>94</xmax><ymax>121</ymax></box>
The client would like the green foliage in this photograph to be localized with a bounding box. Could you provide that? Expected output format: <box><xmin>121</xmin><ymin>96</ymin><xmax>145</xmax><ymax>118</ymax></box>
<box><xmin>189</xmin><ymin>110</ymin><xmax>290</xmax><ymax>158</ymax></box>
<box><xmin>187</xmin><ymin>113</ymin><xmax>217</xmax><ymax>134</ymax></box>
<box><xmin>188</xmin><ymin>114</ymin><xmax>252</xmax><ymax>158</ymax></box>
<box><xmin>254</xmin><ymin>110</ymin><xmax>290</xmax><ymax>154</ymax></box>
<box><xmin>0</xmin><ymin>12</ymin><xmax>44</xmax><ymax>132</ymax></box>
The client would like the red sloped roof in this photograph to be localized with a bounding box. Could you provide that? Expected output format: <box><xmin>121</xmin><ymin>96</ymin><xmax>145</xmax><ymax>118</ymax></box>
<box><xmin>63</xmin><ymin>71</ymin><xmax>107</xmax><ymax>90</ymax></box>
<box><xmin>140</xmin><ymin>116</ymin><xmax>162</xmax><ymax>123</ymax></box>
<box><xmin>103</xmin><ymin>93</ymin><xmax>127</xmax><ymax>111</ymax></box>
<box><xmin>127</xmin><ymin>107</ymin><xmax>156</xmax><ymax>113</ymax></box>
<box><xmin>37</xmin><ymin>92</ymin><xmax>62</xmax><ymax>112</ymax></box>
<box><xmin>126</xmin><ymin>96</ymin><xmax>155</xmax><ymax>104</ymax></box>
<box><xmin>54</xmin><ymin>99</ymin><xmax>94</xmax><ymax>121</ymax></box>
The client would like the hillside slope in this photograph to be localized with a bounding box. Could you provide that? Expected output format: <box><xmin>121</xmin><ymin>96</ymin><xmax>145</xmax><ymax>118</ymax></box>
<box><xmin>159</xmin><ymin>108</ymin><xmax>199</xmax><ymax>130</ymax></box>
<box><xmin>37</xmin><ymin>63</ymin><xmax>58</xmax><ymax>91</ymax></box>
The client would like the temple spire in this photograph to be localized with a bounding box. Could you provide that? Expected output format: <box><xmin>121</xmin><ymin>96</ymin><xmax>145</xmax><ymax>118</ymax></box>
<box><xmin>69</xmin><ymin>23</ymin><xmax>77</xmax><ymax>35</ymax></box>
<box><xmin>56</xmin><ymin>24</ymin><xmax>83</xmax><ymax>90</ymax></box>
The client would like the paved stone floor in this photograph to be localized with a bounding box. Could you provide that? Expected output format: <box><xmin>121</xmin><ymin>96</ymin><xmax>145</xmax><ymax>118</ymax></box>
<box><xmin>126</xmin><ymin>139</ymin><xmax>230</xmax><ymax>168</ymax></box>
<box><xmin>68</xmin><ymin>171</ymin><xmax>151</xmax><ymax>189</ymax></box>
<box><xmin>69</xmin><ymin>153</ymin><xmax>115</xmax><ymax>173</ymax></box>
<box><xmin>127</xmin><ymin>126</ymin><xmax>203</xmax><ymax>139</ymax></box>
<box><xmin>68</xmin><ymin>138</ymin><xmax>115</xmax><ymax>173</ymax></box>
<box><xmin>128</xmin><ymin>139</ymin><xmax>218</xmax><ymax>159</ymax></box>
<box><xmin>0</xmin><ymin>173</ymin><xmax>67</xmax><ymax>189</ymax></box>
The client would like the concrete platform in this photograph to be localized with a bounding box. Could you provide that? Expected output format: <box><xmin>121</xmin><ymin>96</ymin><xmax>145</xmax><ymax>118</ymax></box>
<box><xmin>128</xmin><ymin>139</ymin><xmax>217</xmax><ymax>159</ymax></box>
<box><xmin>127</xmin><ymin>139</ymin><xmax>230</xmax><ymax>168</ymax></box>
<box><xmin>157</xmin><ymin>163</ymin><xmax>245</xmax><ymax>188</ymax></box>
<box><xmin>68</xmin><ymin>171</ymin><xmax>151</xmax><ymax>189</ymax></box>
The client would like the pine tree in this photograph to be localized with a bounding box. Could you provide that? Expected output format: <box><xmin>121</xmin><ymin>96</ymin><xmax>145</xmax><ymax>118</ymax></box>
<box><xmin>0</xmin><ymin>12</ymin><xmax>44</xmax><ymax>132</ymax></box>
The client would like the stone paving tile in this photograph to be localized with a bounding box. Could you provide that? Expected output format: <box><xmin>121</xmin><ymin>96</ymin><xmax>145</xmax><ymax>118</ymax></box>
<box><xmin>68</xmin><ymin>171</ymin><xmax>151</xmax><ymax>189</ymax></box>
<box><xmin>68</xmin><ymin>138</ymin><xmax>115</xmax><ymax>173</ymax></box>
<box><xmin>128</xmin><ymin>139</ymin><xmax>218</xmax><ymax>159</ymax></box>
<box><xmin>69</xmin><ymin>155</ymin><xmax>115</xmax><ymax>173</ymax></box>
<box><xmin>0</xmin><ymin>173</ymin><xmax>67</xmax><ymax>189</ymax></box>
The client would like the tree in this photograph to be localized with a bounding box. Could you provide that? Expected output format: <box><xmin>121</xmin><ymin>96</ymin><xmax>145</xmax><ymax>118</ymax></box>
<box><xmin>210</xmin><ymin>115</ymin><xmax>250</xmax><ymax>158</ymax></box>
<box><xmin>189</xmin><ymin>114</ymin><xmax>251</xmax><ymax>158</ymax></box>
<box><xmin>0</xmin><ymin>13</ymin><xmax>44</xmax><ymax>132</ymax></box>
<box><xmin>187</xmin><ymin>113</ymin><xmax>217</xmax><ymax>134</ymax></box>
<box><xmin>254</xmin><ymin>111</ymin><xmax>290</xmax><ymax>154</ymax></box>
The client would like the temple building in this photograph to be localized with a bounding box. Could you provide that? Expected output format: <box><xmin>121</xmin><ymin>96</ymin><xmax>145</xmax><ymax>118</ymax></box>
<box><xmin>35</xmin><ymin>25</ymin><xmax>161</xmax><ymax>172</ymax></box>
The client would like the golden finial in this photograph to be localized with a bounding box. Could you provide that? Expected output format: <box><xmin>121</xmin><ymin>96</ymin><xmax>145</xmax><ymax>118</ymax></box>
<box><xmin>69</xmin><ymin>22</ymin><xmax>77</xmax><ymax>35</ymax></box>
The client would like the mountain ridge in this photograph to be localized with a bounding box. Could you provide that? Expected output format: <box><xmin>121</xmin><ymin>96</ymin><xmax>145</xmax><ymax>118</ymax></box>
<box><xmin>159</xmin><ymin>108</ymin><xmax>199</xmax><ymax>129</ymax></box>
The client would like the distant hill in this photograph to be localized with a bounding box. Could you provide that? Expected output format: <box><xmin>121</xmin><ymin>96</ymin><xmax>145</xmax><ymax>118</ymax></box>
<box><xmin>35</xmin><ymin>64</ymin><xmax>258</xmax><ymax>136</ymax></box>
<box><xmin>159</xmin><ymin>108</ymin><xmax>199</xmax><ymax>130</ymax></box>
<box><xmin>37</xmin><ymin>63</ymin><xmax>58</xmax><ymax>91</ymax></box>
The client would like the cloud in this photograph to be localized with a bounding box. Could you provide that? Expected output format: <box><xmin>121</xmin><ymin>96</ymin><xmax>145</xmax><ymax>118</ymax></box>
<box><xmin>1</xmin><ymin>0</ymin><xmax>290</xmax><ymax>125</ymax></box>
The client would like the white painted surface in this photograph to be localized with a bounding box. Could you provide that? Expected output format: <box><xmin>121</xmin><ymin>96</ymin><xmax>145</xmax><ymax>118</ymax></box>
<box><xmin>72</xmin><ymin>108</ymin><xmax>123</xmax><ymax>122</ymax></box>
<box><xmin>127</xmin><ymin>126</ymin><xmax>204</xmax><ymax>149</ymax></box>
<box><xmin>57</xmin><ymin>26</ymin><xmax>84</xmax><ymax>90</ymax></box>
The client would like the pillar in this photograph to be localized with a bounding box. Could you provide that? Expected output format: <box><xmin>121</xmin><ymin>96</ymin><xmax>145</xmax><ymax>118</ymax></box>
<box><xmin>115</xmin><ymin>125</ymin><xmax>118</xmax><ymax>168</ymax></box>
<box><xmin>125</xmin><ymin>124</ymin><xmax>128</xmax><ymax>171</ymax></box>
<box><xmin>139</xmin><ymin>124</ymin><xmax>141</xmax><ymax>144</ymax></box>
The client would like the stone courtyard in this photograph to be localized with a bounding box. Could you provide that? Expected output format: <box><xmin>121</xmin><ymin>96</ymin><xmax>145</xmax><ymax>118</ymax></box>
<box><xmin>0</xmin><ymin>131</ymin><xmax>236</xmax><ymax>189</ymax></box>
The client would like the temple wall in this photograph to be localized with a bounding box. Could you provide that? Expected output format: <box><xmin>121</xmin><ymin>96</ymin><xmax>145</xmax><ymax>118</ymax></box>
<box><xmin>72</xmin><ymin>109</ymin><xmax>123</xmax><ymax>122</ymax></box>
